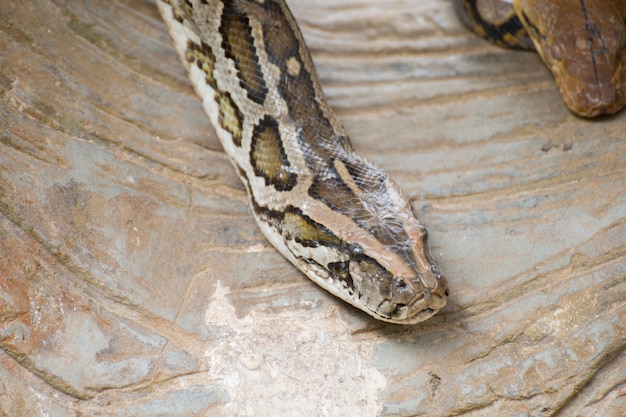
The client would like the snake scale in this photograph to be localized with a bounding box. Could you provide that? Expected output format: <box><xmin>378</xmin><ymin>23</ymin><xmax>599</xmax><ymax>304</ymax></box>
<box><xmin>156</xmin><ymin>0</ymin><xmax>448</xmax><ymax>324</ymax></box>
<box><xmin>455</xmin><ymin>0</ymin><xmax>626</xmax><ymax>117</ymax></box>
<box><xmin>156</xmin><ymin>0</ymin><xmax>625</xmax><ymax>323</ymax></box>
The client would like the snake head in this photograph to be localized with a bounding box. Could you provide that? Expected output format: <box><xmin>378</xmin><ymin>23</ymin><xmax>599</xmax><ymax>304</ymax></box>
<box><xmin>284</xmin><ymin>203</ymin><xmax>449</xmax><ymax>324</ymax></box>
<box><xmin>515</xmin><ymin>0</ymin><xmax>626</xmax><ymax>117</ymax></box>
<box><xmin>326</xmin><ymin>176</ymin><xmax>449</xmax><ymax>325</ymax></box>
<box><xmin>317</xmin><ymin>223</ymin><xmax>448</xmax><ymax>324</ymax></box>
<box><xmin>277</xmin><ymin>163</ymin><xmax>448</xmax><ymax>324</ymax></box>
<box><xmin>354</xmin><ymin>223</ymin><xmax>449</xmax><ymax>324</ymax></box>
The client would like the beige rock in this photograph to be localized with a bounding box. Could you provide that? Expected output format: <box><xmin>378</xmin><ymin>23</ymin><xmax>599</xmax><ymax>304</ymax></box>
<box><xmin>0</xmin><ymin>0</ymin><xmax>624</xmax><ymax>416</ymax></box>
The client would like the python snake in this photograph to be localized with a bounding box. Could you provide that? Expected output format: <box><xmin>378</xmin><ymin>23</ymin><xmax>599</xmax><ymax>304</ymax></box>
<box><xmin>156</xmin><ymin>0</ymin><xmax>448</xmax><ymax>324</ymax></box>
<box><xmin>455</xmin><ymin>0</ymin><xmax>626</xmax><ymax>117</ymax></box>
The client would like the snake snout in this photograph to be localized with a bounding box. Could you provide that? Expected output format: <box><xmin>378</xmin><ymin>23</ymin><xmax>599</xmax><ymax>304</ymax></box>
<box><xmin>561</xmin><ymin>72</ymin><xmax>626</xmax><ymax>117</ymax></box>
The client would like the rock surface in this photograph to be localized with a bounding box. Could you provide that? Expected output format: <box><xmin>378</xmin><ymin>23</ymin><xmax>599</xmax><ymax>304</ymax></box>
<box><xmin>1</xmin><ymin>0</ymin><xmax>624</xmax><ymax>416</ymax></box>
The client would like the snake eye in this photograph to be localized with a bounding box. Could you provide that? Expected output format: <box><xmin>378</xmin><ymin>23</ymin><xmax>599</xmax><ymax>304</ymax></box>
<box><xmin>348</xmin><ymin>243</ymin><xmax>364</xmax><ymax>262</ymax></box>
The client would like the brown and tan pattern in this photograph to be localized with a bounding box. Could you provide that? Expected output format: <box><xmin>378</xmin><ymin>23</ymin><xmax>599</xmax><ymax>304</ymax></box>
<box><xmin>156</xmin><ymin>0</ymin><xmax>448</xmax><ymax>323</ymax></box>
<box><xmin>216</xmin><ymin>90</ymin><xmax>244</xmax><ymax>146</ymax></box>
<box><xmin>2</xmin><ymin>1</ymin><xmax>625</xmax><ymax>414</ymax></box>
<box><xmin>219</xmin><ymin>0</ymin><xmax>268</xmax><ymax>104</ymax></box>
<box><xmin>250</xmin><ymin>115</ymin><xmax>296</xmax><ymax>190</ymax></box>
<box><xmin>185</xmin><ymin>38</ymin><xmax>246</xmax><ymax>146</ymax></box>
<box><xmin>280</xmin><ymin>208</ymin><xmax>340</xmax><ymax>248</ymax></box>
<box><xmin>186</xmin><ymin>40</ymin><xmax>217</xmax><ymax>87</ymax></box>
<box><xmin>456</xmin><ymin>0</ymin><xmax>626</xmax><ymax>117</ymax></box>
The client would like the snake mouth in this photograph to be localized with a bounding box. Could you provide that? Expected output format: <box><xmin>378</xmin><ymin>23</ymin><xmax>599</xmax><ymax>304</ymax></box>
<box><xmin>383</xmin><ymin>270</ymin><xmax>449</xmax><ymax>323</ymax></box>
<box><xmin>385</xmin><ymin>304</ymin><xmax>439</xmax><ymax>324</ymax></box>
<box><xmin>374</xmin><ymin>287</ymin><xmax>447</xmax><ymax>324</ymax></box>
<box><xmin>409</xmin><ymin>289</ymin><xmax>447</xmax><ymax>312</ymax></box>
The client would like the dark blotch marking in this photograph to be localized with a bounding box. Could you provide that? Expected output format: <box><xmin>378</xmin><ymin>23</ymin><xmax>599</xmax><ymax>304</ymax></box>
<box><xmin>238</xmin><ymin>1</ymin><xmax>417</xmax><ymax>265</ymax></box>
<box><xmin>229</xmin><ymin>197</ymin><xmax>339</xmax><ymax>254</ymax></box>
<box><xmin>186</xmin><ymin>40</ymin><xmax>243</xmax><ymax>146</ymax></box>
<box><xmin>254</xmin><ymin>0</ymin><xmax>345</xmax><ymax>168</ymax></box>
<box><xmin>328</xmin><ymin>261</ymin><xmax>354</xmax><ymax>293</ymax></box>
<box><xmin>279</xmin><ymin>206</ymin><xmax>340</xmax><ymax>249</ymax></box>
<box><xmin>186</xmin><ymin>40</ymin><xmax>218</xmax><ymax>89</ymax></box>
<box><xmin>454</xmin><ymin>0</ymin><xmax>533</xmax><ymax>49</ymax></box>
<box><xmin>219</xmin><ymin>0</ymin><xmax>268</xmax><ymax>104</ymax></box>
<box><xmin>250</xmin><ymin>115</ymin><xmax>296</xmax><ymax>191</ymax></box>
<box><xmin>216</xmin><ymin>91</ymin><xmax>244</xmax><ymax>146</ymax></box>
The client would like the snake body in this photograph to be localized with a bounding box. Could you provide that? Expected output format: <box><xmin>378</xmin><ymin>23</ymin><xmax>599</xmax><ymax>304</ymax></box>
<box><xmin>156</xmin><ymin>0</ymin><xmax>448</xmax><ymax>324</ymax></box>
<box><xmin>456</xmin><ymin>0</ymin><xmax>626</xmax><ymax>117</ymax></box>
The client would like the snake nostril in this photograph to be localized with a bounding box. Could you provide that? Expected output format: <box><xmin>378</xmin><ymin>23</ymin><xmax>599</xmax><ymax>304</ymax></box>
<box><xmin>394</xmin><ymin>278</ymin><xmax>407</xmax><ymax>289</ymax></box>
